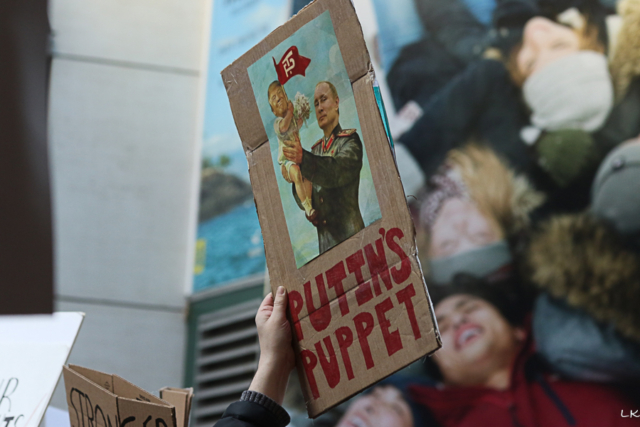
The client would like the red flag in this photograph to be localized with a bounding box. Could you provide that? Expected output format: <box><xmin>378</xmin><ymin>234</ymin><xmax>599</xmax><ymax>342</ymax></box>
<box><xmin>273</xmin><ymin>46</ymin><xmax>311</xmax><ymax>85</ymax></box>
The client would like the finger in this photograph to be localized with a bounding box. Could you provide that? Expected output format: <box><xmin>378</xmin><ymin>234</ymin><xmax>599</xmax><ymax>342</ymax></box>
<box><xmin>284</xmin><ymin>149</ymin><xmax>300</xmax><ymax>159</ymax></box>
<box><xmin>256</xmin><ymin>293</ymin><xmax>274</xmax><ymax>324</ymax></box>
<box><xmin>271</xmin><ymin>286</ymin><xmax>288</xmax><ymax>322</ymax></box>
<box><xmin>260</xmin><ymin>292</ymin><xmax>274</xmax><ymax>309</ymax></box>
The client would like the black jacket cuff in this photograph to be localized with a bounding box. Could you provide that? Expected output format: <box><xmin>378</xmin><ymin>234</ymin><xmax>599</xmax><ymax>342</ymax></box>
<box><xmin>240</xmin><ymin>390</ymin><xmax>291</xmax><ymax>426</ymax></box>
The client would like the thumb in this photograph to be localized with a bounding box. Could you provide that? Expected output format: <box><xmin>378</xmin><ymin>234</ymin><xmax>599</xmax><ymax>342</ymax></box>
<box><xmin>272</xmin><ymin>286</ymin><xmax>288</xmax><ymax>322</ymax></box>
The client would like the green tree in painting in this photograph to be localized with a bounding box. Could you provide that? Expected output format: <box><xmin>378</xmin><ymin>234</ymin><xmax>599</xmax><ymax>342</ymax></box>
<box><xmin>218</xmin><ymin>154</ymin><xmax>231</xmax><ymax>168</ymax></box>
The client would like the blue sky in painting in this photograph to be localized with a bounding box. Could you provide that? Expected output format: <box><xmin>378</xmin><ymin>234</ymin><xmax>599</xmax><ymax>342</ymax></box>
<box><xmin>202</xmin><ymin>0</ymin><xmax>291</xmax><ymax>182</ymax></box>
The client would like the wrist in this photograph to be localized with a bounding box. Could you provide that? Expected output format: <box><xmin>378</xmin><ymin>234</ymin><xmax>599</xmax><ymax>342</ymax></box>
<box><xmin>249</xmin><ymin>358</ymin><xmax>292</xmax><ymax>405</ymax></box>
<box><xmin>258</xmin><ymin>352</ymin><xmax>294</xmax><ymax>378</ymax></box>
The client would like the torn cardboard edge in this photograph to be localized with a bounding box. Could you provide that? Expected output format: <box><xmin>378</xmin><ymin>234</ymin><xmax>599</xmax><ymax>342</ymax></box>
<box><xmin>159</xmin><ymin>388</ymin><xmax>194</xmax><ymax>427</ymax></box>
<box><xmin>63</xmin><ymin>365</ymin><xmax>193</xmax><ymax>427</ymax></box>
<box><xmin>222</xmin><ymin>0</ymin><xmax>371</xmax><ymax>154</ymax></box>
<box><xmin>244</xmin><ymin>73</ymin><xmax>419</xmax><ymax>293</ymax></box>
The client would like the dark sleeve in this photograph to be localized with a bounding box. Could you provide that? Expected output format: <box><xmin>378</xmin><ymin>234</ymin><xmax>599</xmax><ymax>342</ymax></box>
<box><xmin>400</xmin><ymin>59</ymin><xmax>507</xmax><ymax>176</ymax></box>
<box><xmin>414</xmin><ymin>0</ymin><xmax>488</xmax><ymax>64</ymax></box>
<box><xmin>300</xmin><ymin>135</ymin><xmax>363</xmax><ymax>189</ymax></box>
<box><xmin>533</xmin><ymin>293</ymin><xmax>640</xmax><ymax>382</ymax></box>
<box><xmin>595</xmin><ymin>79</ymin><xmax>640</xmax><ymax>154</ymax></box>
<box><xmin>217</xmin><ymin>391</ymin><xmax>290</xmax><ymax>427</ymax></box>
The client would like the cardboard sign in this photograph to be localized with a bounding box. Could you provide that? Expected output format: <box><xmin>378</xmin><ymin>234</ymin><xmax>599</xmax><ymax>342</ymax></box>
<box><xmin>221</xmin><ymin>0</ymin><xmax>440</xmax><ymax>417</ymax></box>
<box><xmin>0</xmin><ymin>312</ymin><xmax>84</xmax><ymax>427</ymax></box>
<box><xmin>158</xmin><ymin>388</ymin><xmax>193</xmax><ymax>427</ymax></box>
<box><xmin>62</xmin><ymin>366</ymin><xmax>193</xmax><ymax>427</ymax></box>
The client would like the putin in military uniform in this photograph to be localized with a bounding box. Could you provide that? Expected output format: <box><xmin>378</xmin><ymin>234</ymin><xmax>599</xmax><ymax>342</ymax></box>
<box><xmin>282</xmin><ymin>80</ymin><xmax>365</xmax><ymax>254</ymax></box>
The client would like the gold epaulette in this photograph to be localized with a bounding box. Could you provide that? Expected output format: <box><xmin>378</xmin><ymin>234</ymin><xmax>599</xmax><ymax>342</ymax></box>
<box><xmin>337</xmin><ymin>129</ymin><xmax>357</xmax><ymax>137</ymax></box>
<box><xmin>311</xmin><ymin>138</ymin><xmax>323</xmax><ymax>149</ymax></box>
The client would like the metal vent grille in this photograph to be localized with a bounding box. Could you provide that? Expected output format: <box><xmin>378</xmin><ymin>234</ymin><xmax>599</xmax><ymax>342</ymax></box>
<box><xmin>192</xmin><ymin>298</ymin><xmax>262</xmax><ymax>427</ymax></box>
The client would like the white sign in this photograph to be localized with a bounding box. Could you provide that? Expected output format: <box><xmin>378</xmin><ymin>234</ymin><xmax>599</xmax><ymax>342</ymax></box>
<box><xmin>0</xmin><ymin>313</ymin><xmax>84</xmax><ymax>427</ymax></box>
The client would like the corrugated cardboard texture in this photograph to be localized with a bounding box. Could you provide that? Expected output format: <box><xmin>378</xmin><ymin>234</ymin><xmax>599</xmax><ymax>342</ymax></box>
<box><xmin>221</xmin><ymin>0</ymin><xmax>440</xmax><ymax>417</ymax></box>
<box><xmin>63</xmin><ymin>366</ymin><xmax>179</xmax><ymax>427</ymax></box>
<box><xmin>63</xmin><ymin>366</ymin><xmax>120</xmax><ymax>427</ymax></box>
<box><xmin>293</xmin><ymin>256</ymin><xmax>438</xmax><ymax>415</ymax></box>
<box><xmin>117</xmin><ymin>399</ymin><xmax>176</xmax><ymax>427</ymax></box>
<box><xmin>68</xmin><ymin>364</ymin><xmax>115</xmax><ymax>393</ymax></box>
<box><xmin>113</xmin><ymin>375</ymin><xmax>167</xmax><ymax>405</ymax></box>
<box><xmin>159</xmin><ymin>388</ymin><xmax>193</xmax><ymax>427</ymax></box>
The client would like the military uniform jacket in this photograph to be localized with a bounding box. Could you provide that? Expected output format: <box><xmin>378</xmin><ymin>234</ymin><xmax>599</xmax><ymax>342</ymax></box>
<box><xmin>293</xmin><ymin>124</ymin><xmax>365</xmax><ymax>254</ymax></box>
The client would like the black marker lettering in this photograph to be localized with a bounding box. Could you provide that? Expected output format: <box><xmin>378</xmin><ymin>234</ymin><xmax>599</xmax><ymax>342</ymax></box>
<box><xmin>84</xmin><ymin>394</ymin><xmax>95</xmax><ymax>427</ymax></box>
<box><xmin>120</xmin><ymin>416</ymin><xmax>135</xmax><ymax>427</ymax></box>
<box><xmin>69</xmin><ymin>388</ymin><xmax>83</xmax><ymax>427</ymax></box>
<box><xmin>0</xmin><ymin>378</ymin><xmax>18</xmax><ymax>412</ymax></box>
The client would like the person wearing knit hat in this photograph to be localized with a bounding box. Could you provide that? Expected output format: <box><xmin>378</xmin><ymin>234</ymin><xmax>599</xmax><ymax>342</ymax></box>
<box><xmin>509</xmin><ymin>11</ymin><xmax>614</xmax><ymax>148</ymax></box>
<box><xmin>418</xmin><ymin>144</ymin><xmax>544</xmax><ymax>284</ymax></box>
<box><xmin>489</xmin><ymin>0</ymin><xmax>539</xmax><ymax>57</ymax></box>
<box><xmin>591</xmin><ymin>137</ymin><xmax>640</xmax><ymax>250</ymax></box>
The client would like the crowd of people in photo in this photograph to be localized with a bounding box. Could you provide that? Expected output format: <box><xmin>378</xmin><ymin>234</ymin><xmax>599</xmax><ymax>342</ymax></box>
<box><xmin>218</xmin><ymin>0</ymin><xmax>640</xmax><ymax>426</ymax></box>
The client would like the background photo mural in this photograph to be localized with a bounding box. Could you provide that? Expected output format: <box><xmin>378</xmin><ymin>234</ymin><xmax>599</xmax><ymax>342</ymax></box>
<box><xmin>194</xmin><ymin>0</ymin><xmax>292</xmax><ymax>292</ymax></box>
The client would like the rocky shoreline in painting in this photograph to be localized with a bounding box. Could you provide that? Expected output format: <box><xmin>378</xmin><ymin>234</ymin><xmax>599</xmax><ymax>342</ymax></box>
<box><xmin>199</xmin><ymin>168</ymin><xmax>253</xmax><ymax>222</ymax></box>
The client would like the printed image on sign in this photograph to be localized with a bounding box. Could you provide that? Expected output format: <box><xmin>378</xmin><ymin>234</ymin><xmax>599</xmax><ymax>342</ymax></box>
<box><xmin>247</xmin><ymin>11</ymin><xmax>382</xmax><ymax>267</ymax></box>
<box><xmin>222</xmin><ymin>0</ymin><xmax>440</xmax><ymax>417</ymax></box>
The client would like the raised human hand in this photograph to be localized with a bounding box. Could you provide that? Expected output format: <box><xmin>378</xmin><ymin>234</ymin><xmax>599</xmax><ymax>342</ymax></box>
<box><xmin>249</xmin><ymin>287</ymin><xmax>295</xmax><ymax>404</ymax></box>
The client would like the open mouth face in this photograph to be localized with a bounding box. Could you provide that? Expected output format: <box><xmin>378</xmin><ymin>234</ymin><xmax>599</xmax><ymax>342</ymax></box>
<box><xmin>436</xmin><ymin>296</ymin><xmax>491</xmax><ymax>358</ymax></box>
<box><xmin>342</xmin><ymin>415</ymin><xmax>368</xmax><ymax>427</ymax></box>
<box><xmin>433</xmin><ymin>294</ymin><xmax>526</xmax><ymax>388</ymax></box>
<box><xmin>454</xmin><ymin>323</ymin><xmax>483</xmax><ymax>351</ymax></box>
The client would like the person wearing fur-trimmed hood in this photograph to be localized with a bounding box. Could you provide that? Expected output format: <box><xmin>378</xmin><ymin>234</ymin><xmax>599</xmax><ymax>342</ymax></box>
<box><xmin>526</xmin><ymin>139</ymin><xmax>640</xmax><ymax>382</ymax></box>
<box><xmin>416</xmin><ymin>143</ymin><xmax>544</xmax><ymax>286</ymax></box>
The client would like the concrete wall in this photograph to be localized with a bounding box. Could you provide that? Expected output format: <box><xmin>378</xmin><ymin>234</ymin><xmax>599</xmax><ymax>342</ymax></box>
<box><xmin>48</xmin><ymin>0</ymin><xmax>209</xmax><ymax>407</ymax></box>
